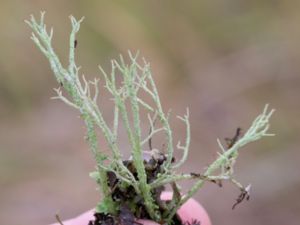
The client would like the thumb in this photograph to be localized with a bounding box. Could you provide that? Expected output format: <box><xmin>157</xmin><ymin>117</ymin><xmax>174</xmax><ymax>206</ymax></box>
<box><xmin>137</xmin><ymin>192</ymin><xmax>211</xmax><ymax>225</ymax></box>
<box><xmin>50</xmin><ymin>193</ymin><xmax>211</xmax><ymax>225</ymax></box>
<box><xmin>160</xmin><ymin>192</ymin><xmax>212</xmax><ymax>225</ymax></box>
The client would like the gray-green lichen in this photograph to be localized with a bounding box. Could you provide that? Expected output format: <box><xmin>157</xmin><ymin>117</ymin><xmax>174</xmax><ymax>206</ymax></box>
<box><xmin>26</xmin><ymin>12</ymin><xmax>274</xmax><ymax>224</ymax></box>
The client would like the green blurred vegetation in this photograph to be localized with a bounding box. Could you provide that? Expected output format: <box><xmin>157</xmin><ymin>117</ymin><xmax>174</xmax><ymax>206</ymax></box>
<box><xmin>1</xmin><ymin>1</ymin><xmax>300</xmax><ymax>225</ymax></box>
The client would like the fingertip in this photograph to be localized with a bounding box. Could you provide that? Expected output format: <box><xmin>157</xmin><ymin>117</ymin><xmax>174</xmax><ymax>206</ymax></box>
<box><xmin>161</xmin><ymin>192</ymin><xmax>212</xmax><ymax>225</ymax></box>
<box><xmin>178</xmin><ymin>197</ymin><xmax>212</xmax><ymax>225</ymax></box>
<box><xmin>50</xmin><ymin>193</ymin><xmax>212</xmax><ymax>225</ymax></box>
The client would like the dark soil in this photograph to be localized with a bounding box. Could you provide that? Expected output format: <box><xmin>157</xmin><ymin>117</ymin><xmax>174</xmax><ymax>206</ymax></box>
<box><xmin>88</xmin><ymin>211</ymin><xmax>184</xmax><ymax>225</ymax></box>
<box><xmin>87</xmin><ymin>150</ymin><xmax>200</xmax><ymax>225</ymax></box>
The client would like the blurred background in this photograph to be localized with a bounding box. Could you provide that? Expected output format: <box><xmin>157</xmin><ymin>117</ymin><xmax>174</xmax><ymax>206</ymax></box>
<box><xmin>1</xmin><ymin>1</ymin><xmax>300</xmax><ymax>224</ymax></box>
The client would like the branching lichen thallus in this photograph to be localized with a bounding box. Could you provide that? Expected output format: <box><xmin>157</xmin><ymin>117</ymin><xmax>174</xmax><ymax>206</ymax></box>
<box><xmin>26</xmin><ymin>12</ymin><xmax>275</xmax><ymax>224</ymax></box>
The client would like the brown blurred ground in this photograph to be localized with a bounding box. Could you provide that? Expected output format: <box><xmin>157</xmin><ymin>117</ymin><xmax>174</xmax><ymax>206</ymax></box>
<box><xmin>0</xmin><ymin>1</ymin><xmax>300</xmax><ymax>225</ymax></box>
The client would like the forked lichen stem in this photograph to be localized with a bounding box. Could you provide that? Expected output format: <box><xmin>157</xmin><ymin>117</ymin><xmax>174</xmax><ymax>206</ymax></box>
<box><xmin>26</xmin><ymin>12</ymin><xmax>275</xmax><ymax>223</ymax></box>
<box><xmin>166</xmin><ymin>105</ymin><xmax>275</xmax><ymax>222</ymax></box>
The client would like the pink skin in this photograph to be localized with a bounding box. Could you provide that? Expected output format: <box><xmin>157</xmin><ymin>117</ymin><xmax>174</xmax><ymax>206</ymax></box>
<box><xmin>51</xmin><ymin>192</ymin><xmax>212</xmax><ymax>225</ymax></box>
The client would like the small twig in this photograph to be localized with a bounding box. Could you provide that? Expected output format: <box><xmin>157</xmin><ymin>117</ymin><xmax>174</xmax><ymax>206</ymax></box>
<box><xmin>55</xmin><ymin>214</ymin><xmax>64</xmax><ymax>225</ymax></box>
<box><xmin>232</xmin><ymin>184</ymin><xmax>251</xmax><ymax>209</ymax></box>
<box><xmin>225</xmin><ymin>127</ymin><xmax>242</xmax><ymax>149</ymax></box>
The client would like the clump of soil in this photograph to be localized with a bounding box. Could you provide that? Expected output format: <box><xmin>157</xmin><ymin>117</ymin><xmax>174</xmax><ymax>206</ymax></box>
<box><xmin>88</xmin><ymin>150</ymin><xmax>192</xmax><ymax>225</ymax></box>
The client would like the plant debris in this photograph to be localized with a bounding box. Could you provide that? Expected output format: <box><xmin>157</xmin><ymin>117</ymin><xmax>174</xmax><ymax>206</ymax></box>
<box><xmin>74</xmin><ymin>39</ymin><xmax>78</xmax><ymax>48</ymax></box>
<box><xmin>190</xmin><ymin>173</ymin><xmax>222</xmax><ymax>188</ymax></box>
<box><xmin>88</xmin><ymin>151</ymin><xmax>185</xmax><ymax>225</ymax></box>
<box><xmin>225</xmin><ymin>128</ymin><xmax>242</xmax><ymax>149</ymax></box>
<box><xmin>232</xmin><ymin>184</ymin><xmax>251</xmax><ymax>210</ymax></box>
<box><xmin>55</xmin><ymin>214</ymin><xmax>64</xmax><ymax>225</ymax></box>
<box><xmin>88</xmin><ymin>212</ymin><xmax>115</xmax><ymax>225</ymax></box>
